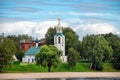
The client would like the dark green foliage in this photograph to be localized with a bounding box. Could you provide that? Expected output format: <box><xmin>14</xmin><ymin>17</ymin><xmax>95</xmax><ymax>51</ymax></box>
<box><xmin>82</xmin><ymin>35</ymin><xmax>113</xmax><ymax>70</ymax></box>
<box><xmin>102</xmin><ymin>33</ymin><xmax>120</xmax><ymax>70</ymax></box>
<box><xmin>13</xmin><ymin>61</ymin><xmax>20</xmax><ymax>65</ymax></box>
<box><xmin>96</xmin><ymin>62</ymin><xmax>103</xmax><ymax>70</ymax></box>
<box><xmin>35</xmin><ymin>45</ymin><xmax>61</xmax><ymax>72</ymax></box>
<box><xmin>112</xmin><ymin>52</ymin><xmax>120</xmax><ymax>69</ymax></box>
<box><xmin>63</xmin><ymin>28</ymin><xmax>79</xmax><ymax>55</ymax></box>
<box><xmin>15</xmin><ymin>51</ymin><xmax>25</xmax><ymax>62</ymax></box>
<box><xmin>68</xmin><ymin>48</ymin><xmax>79</xmax><ymax>69</ymax></box>
<box><xmin>0</xmin><ymin>38</ymin><xmax>17</xmax><ymax>71</ymax></box>
<box><xmin>45</xmin><ymin>27</ymin><xmax>56</xmax><ymax>45</ymax></box>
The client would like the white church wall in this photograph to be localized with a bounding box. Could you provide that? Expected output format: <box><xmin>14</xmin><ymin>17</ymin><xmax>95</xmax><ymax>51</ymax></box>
<box><xmin>22</xmin><ymin>55</ymin><xmax>35</xmax><ymax>63</ymax></box>
<box><xmin>60</xmin><ymin>56</ymin><xmax>67</xmax><ymax>62</ymax></box>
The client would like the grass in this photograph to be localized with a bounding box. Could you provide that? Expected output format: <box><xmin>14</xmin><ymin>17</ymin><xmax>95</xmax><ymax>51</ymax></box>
<box><xmin>2</xmin><ymin>62</ymin><xmax>120</xmax><ymax>72</ymax></box>
<box><xmin>103</xmin><ymin>63</ymin><xmax>120</xmax><ymax>72</ymax></box>
<box><xmin>3</xmin><ymin>64</ymin><xmax>48</xmax><ymax>72</ymax></box>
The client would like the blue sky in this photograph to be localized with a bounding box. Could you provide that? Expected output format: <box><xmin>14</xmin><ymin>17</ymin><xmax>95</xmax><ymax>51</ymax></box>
<box><xmin>0</xmin><ymin>0</ymin><xmax>120</xmax><ymax>40</ymax></box>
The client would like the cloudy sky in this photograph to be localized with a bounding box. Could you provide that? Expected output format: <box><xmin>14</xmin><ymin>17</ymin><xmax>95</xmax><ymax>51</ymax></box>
<box><xmin>0</xmin><ymin>0</ymin><xmax>120</xmax><ymax>40</ymax></box>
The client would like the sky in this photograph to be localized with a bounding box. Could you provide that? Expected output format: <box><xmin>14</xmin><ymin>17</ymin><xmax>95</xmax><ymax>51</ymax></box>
<box><xmin>0</xmin><ymin>0</ymin><xmax>120</xmax><ymax>40</ymax></box>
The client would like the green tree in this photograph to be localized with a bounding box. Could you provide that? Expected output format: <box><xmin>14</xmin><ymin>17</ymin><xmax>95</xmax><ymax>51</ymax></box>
<box><xmin>63</xmin><ymin>27</ymin><xmax>79</xmax><ymax>54</ymax></box>
<box><xmin>68</xmin><ymin>47</ymin><xmax>79</xmax><ymax>69</ymax></box>
<box><xmin>103</xmin><ymin>33</ymin><xmax>120</xmax><ymax>69</ymax></box>
<box><xmin>112</xmin><ymin>38</ymin><xmax>120</xmax><ymax>69</ymax></box>
<box><xmin>0</xmin><ymin>38</ymin><xmax>17</xmax><ymax>71</ymax></box>
<box><xmin>45</xmin><ymin>27</ymin><xmax>56</xmax><ymax>45</ymax></box>
<box><xmin>82</xmin><ymin>35</ymin><xmax>113</xmax><ymax>70</ymax></box>
<box><xmin>45</xmin><ymin>27</ymin><xmax>79</xmax><ymax>55</ymax></box>
<box><xmin>112</xmin><ymin>51</ymin><xmax>120</xmax><ymax>69</ymax></box>
<box><xmin>35</xmin><ymin>45</ymin><xmax>61</xmax><ymax>72</ymax></box>
<box><xmin>15</xmin><ymin>50</ymin><xmax>25</xmax><ymax>62</ymax></box>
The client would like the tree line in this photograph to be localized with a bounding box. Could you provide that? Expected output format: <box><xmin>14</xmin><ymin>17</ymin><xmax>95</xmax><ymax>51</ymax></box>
<box><xmin>45</xmin><ymin>27</ymin><xmax>120</xmax><ymax>70</ymax></box>
<box><xmin>0</xmin><ymin>34</ymin><xmax>31</xmax><ymax>71</ymax></box>
<box><xmin>0</xmin><ymin>27</ymin><xmax>120</xmax><ymax>72</ymax></box>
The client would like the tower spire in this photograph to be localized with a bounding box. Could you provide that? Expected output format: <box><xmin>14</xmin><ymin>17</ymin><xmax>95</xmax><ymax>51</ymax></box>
<box><xmin>58</xmin><ymin>17</ymin><xmax>60</xmax><ymax>26</ymax></box>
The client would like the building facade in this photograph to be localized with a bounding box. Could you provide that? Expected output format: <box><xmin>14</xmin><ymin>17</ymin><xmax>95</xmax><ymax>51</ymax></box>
<box><xmin>54</xmin><ymin>17</ymin><xmax>67</xmax><ymax>62</ymax></box>
<box><xmin>22</xmin><ymin>38</ymin><xmax>40</xmax><ymax>63</ymax></box>
<box><xmin>20</xmin><ymin>38</ymin><xmax>45</xmax><ymax>51</ymax></box>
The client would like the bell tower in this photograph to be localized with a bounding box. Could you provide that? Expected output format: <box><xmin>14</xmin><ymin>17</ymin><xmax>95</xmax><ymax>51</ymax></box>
<box><xmin>54</xmin><ymin>17</ymin><xmax>67</xmax><ymax>62</ymax></box>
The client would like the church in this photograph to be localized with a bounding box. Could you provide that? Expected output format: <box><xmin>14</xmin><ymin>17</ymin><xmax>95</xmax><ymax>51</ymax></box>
<box><xmin>22</xmin><ymin>18</ymin><xmax>67</xmax><ymax>63</ymax></box>
<box><xmin>54</xmin><ymin>17</ymin><xmax>67</xmax><ymax>62</ymax></box>
<box><xmin>22</xmin><ymin>38</ymin><xmax>40</xmax><ymax>63</ymax></box>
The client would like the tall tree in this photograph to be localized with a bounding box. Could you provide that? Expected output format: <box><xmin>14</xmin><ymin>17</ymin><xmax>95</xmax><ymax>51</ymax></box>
<box><xmin>45</xmin><ymin>27</ymin><xmax>56</xmax><ymax>45</ymax></box>
<box><xmin>35</xmin><ymin>45</ymin><xmax>61</xmax><ymax>72</ymax></box>
<box><xmin>82</xmin><ymin>35</ymin><xmax>113</xmax><ymax>70</ymax></box>
<box><xmin>63</xmin><ymin>27</ymin><xmax>79</xmax><ymax>54</ymax></box>
<box><xmin>0</xmin><ymin>38</ymin><xmax>17</xmax><ymax>71</ymax></box>
<box><xmin>68</xmin><ymin>47</ymin><xmax>79</xmax><ymax>69</ymax></box>
<box><xmin>45</xmin><ymin>27</ymin><xmax>79</xmax><ymax>55</ymax></box>
<box><xmin>103</xmin><ymin>33</ymin><xmax>120</xmax><ymax>69</ymax></box>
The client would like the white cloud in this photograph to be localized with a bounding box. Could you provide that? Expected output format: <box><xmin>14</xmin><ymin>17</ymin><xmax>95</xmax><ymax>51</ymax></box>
<box><xmin>0</xmin><ymin>19</ymin><xmax>119</xmax><ymax>41</ymax></box>
<box><xmin>0</xmin><ymin>21</ymin><xmax>68</xmax><ymax>39</ymax></box>
<box><xmin>71</xmin><ymin>22</ymin><xmax>119</xmax><ymax>40</ymax></box>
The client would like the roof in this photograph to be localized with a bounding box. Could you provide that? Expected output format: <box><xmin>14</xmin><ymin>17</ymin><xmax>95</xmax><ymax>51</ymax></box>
<box><xmin>25</xmin><ymin>47</ymin><xmax>40</xmax><ymax>55</ymax></box>
<box><xmin>20</xmin><ymin>39</ymin><xmax>34</xmax><ymax>43</ymax></box>
<box><xmin>39</xmin><ymin>38</ymin><xmax>46</xmax><ymax>43</ymax></box>
<box><xmin>55</xmin><ymin>33</ymin><xmax>64</xmax><ymax>36</ymax></box>
<box><xmin>20</xmin><ymin>38</ymin><xmax>45</xmax><ymax>43</ymax></box>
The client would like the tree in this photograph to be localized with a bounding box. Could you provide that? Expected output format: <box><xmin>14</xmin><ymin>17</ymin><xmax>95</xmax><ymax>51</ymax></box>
<box><xmin>112</xmin><ymin>38</ymin><xmax>120</xmax><ymax>69</ymax></box>
<box><xmin>0</xmin><ymin>38</ymin><xmax>17</xmax><ymax>71</ymax></box>
<box><xmin>68</xmin><ymin>47</ymin><xmax>79</xmax><ymax>69</ymax></box>
<box><xmin>15</xmin><ymin>50</ymin><xmax>25</xmax><ymax>62</ymax></box>
<box><xmin>45</xmin><ymin>27</ymin><xmax>56</xmax><ymax>45</ymax></box>
<box><xmin>45</xmin><ymin>27</ymin><xmax>79</xmax><ymax>55</ymax></box>
<box><xmin>82</xmin><ymin>35</ymin><xmax>113</xmax><ymax>70</ymax></box>
<box><xmin>63</xmin><ymin>27</ymin><xmax>79</xmax><ymax>54</ymax></box>
<box><xmin>112</xmin><ymin>51</ymin><xmax>120</xmax><ymax>69</ymax></box>
<box><xmin>102</xmin><ymin>33</ymin><xmax>120</xmax><ymax>69</ymax></box>
<box><xmin>35</xmin><ymin>45</ymin><xmax>61</xmax><ymax>72</ymax></box>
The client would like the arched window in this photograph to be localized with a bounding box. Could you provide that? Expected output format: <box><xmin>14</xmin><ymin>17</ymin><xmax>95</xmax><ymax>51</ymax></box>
<box><xmin>58</xmin><ymin>37</ymin><xmax>61</xmax><ymax>43</ymax></box>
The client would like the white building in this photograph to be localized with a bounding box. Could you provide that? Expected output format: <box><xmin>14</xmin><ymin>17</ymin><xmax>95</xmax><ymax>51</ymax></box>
<box><xmin>22</xmin><ymin>38</ymin><xmax>40</xmax><ymax>63</ymax></box>
<box><xmin>54</xmin><ymin>17</ymin><xmax>67</xmax><ymax>62</ymax></box>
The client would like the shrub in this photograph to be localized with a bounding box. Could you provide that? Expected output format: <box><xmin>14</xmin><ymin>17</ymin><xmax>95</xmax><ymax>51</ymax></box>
<box><xmin>13</xmin><ymin>61</ymin><xmax>20</xmax><ymax>65</ymax></box>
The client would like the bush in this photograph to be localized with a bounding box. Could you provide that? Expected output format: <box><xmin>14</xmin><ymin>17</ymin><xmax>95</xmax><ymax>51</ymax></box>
<box><xmin>96</xmin><ymin>62</ymin><xmax>103</xmax><ymax>71</ymax></box>
<box><xmin>13</xmin><ymin>61</ymin><xmax>20</xmax><ymax>65</ymax></box>
<box><xmin>113</xmin><ymin>62</ymin><xmax>120</xmax><ymax>69</ymax></box>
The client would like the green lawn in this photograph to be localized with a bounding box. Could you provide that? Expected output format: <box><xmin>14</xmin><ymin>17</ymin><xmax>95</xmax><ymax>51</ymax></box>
<box><xmin>3</xmin><ymin>62</ymin><xmax>120</xmax><ymax>72</ymax></box>
<box><xmin>103</xmin><ymin>63</ymin><xmax>120</xmax><ymax>72</ymax></box>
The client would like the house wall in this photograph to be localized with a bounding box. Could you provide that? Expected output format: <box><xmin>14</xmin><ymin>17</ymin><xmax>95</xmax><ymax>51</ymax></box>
<box><xmin>21</xmin><ymin>43</ymin><xmax>36</xmax><ymax>51</ymax></box>
<box><xmin>20</xmin><ymin>43</ymin><xmax>45</xmax><ymax>51</ymax></box>
<box><xmin>22</xmin><ymin>55</ymin><xmax>35</xmax><ymax>63</ymax></box>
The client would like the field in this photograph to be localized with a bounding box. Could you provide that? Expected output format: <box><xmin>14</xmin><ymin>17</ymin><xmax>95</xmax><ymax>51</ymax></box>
<box><xmin>3</xmin><ymin>62</ymin><xmax>120</xmax><ymax>72</ymax></box>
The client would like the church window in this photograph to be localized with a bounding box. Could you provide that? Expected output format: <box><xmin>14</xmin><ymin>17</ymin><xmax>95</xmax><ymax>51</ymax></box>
<box><xmin>58</xmin><ymin>37</ymin><xmax>61</xmax><ymax>43</ymax></box>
